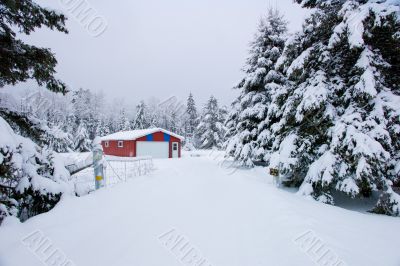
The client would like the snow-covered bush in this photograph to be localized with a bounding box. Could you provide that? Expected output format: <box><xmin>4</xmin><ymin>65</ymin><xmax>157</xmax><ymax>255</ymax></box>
<box><xmin>0</xmin><ymin>117</ymin><xmax>73</xmax><ymax>225</ymax></box>
<box><xmin>371</xmin><ymin>186</ymin><xmax>400</xmax><ymax>217</ymax></box>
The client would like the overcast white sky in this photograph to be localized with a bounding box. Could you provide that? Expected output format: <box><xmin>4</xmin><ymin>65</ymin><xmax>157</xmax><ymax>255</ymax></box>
<box><xmin>9</xmin><ymin>0</ymin><xmax>310</xmax><ymax>106</ymax></box>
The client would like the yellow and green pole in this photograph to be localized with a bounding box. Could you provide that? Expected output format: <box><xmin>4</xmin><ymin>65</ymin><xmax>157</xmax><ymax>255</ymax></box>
<box><xmin>93</xmin><ymin>137</ymin><xmax>105</xmax><ymax>190</ymax></box>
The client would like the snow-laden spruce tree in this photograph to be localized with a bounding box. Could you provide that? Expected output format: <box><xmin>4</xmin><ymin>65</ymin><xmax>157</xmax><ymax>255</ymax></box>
<box><xmin>71</xmin><ymin>88</ymin><xmax>98</xmax><ymax>139</ymax></box>
<box><xmin>74</xmin><ymin>120</ymin><xmax>91</xmax><ymax>152</ymax></box>
<box><xmin>184</xmin><ymin>93</ymin><xmax>200</xmax><ymax>148</ymax></box>
<box><xmin>133</xmin><ymin>101</ymin><xmax>150</xmax><ymax>129</ymax></box>
<box><xmin>43</xmin><ymin>125</ymin><xmax>73</xmax><ymax>153</ymax></box>
<box><xmin>96</xmin><ymin>119</ymin><xmax>110</xmax><ymax>137</ymax></box>
<box><xmin>0</xmin><ymin>2</ymin><xmax>78</xmax><ymax>224</ymax></box>
<box><xmin>269</xmin><ymin>0</ymin><xmax>400</xmax><ymax>215</ymax></box>
<box><xmin>225</xmin><ymin>8</ymin><xmax>288</xmax><ymax>166</ymax></box>
<box><xmin>118</xmin><ymin>108</ymin><xmax>131</xmax><ymax>131</ymax></box>
<box><xmin>155</xmin><ymin>96</ymin><xmax>185</xmax><ymax>135</ymax></box>
<box><xmin>196</xmin><ymin>96</ymin><xmax>226</xmax><ymax>149</ymax></box>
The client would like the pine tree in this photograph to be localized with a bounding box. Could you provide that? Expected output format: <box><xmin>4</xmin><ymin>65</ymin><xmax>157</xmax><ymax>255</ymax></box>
<box><xmin>267</xmin><ymin>0</ymin><xmax>400</xmax><ymax>215</ymax></box>
<box><xmin>184</xmin><ymin>93</ymin><xmax>200</xmax><ymax>147</ymax></box>
<box><xmin>225</xmin><ymin>8</ymin><xmax>288</xmax><ymax>166</ymax></box>
<box><xmin>118</xmin><ymin>108</ymin><xmax>131</xmax><ymax>131</ymax></box>
<box><xmin>196</xmin><ymin>96</ymin><xmax>226</xmax><ymax>149</ymax></box>
<box><xmin>43</xmin><ymin>124</ymin><xmax>73</xmax><ymax>153</ymax></box>
<box><xmin>96</xmin><ymin>119</ymin><xmax>110</xmax><ymax>137</ymax></box>
<box><xmin>156</xmin><ymin>96</ymin><xmax>185</xmax><ymax>134</ymax></box>
<box><xmin>74</xmin><ymin>120</ymin><xmax>91</xmax><ymax>152</ymax></box>
<box><xmin>0</xmin><ymin>1</ymin><xmax>76</xmax><ymax>223</ymax></box>
<box><xmin>71</xmin><ymin>88</ymin><xmax>99</xmax><ymax>139</ymax></box>
<box><xmin>133</xmin><ymin>101</ymin><xmax>150</xmax><ymax>129</ymax></box>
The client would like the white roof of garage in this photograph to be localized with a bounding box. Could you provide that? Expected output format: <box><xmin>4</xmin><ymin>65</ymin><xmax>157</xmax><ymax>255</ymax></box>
<box><xmin>100</xmin><ymin>128</ymin><xmax>184</xmax><ymax>141</ymax></box>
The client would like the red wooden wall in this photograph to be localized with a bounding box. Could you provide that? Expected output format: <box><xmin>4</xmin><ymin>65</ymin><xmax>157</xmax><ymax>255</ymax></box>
<box><xmin>102</xmin><ymin>140</ymin><xmax>136</xmax><ymax>157</ymax></box>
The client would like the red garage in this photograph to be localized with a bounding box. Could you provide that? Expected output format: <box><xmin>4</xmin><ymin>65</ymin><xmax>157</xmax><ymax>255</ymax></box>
<box><xmin>101</xmin><ymin>128</ymin><xmax>184</xmax><ymax>159</ymax></box>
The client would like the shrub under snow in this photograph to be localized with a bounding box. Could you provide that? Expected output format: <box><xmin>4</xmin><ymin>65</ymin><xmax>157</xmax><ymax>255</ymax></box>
<box><xmin>0</xmin><ymin>117</ymin><xmax>73</xmax><ymax>224</ymax></box>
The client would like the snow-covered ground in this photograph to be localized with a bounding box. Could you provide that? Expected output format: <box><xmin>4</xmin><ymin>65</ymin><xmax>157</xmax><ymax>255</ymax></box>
<box><xmin>0</xmin><ymin>151</ymin><xmax>399</xmax><ymax>266</ymax></box>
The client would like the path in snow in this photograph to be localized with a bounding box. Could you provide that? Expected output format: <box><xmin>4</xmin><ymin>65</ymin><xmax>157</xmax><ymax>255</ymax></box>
<box><xmin>0</xmin><ymin>152</ymin><xmax>399</xmax><ymax>266</ymax></box>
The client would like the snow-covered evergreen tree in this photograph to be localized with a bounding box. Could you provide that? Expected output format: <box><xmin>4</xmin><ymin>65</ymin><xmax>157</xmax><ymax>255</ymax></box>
<box><xmin>184</xmin><ymin>93</ymin><xmax>200</xmax><ymax>147</ymax></box>
<box><xmin>266</xmin><ymin>0</ymin><xmax>400</xmax><ymax>215</ymax></box>
<box><xmin>0</xmin><ymin>117</ymin><xmax>73</xmax><ymax>224</ymax></box>
<box><xmin>0</xmin><ymin>90</ymin><xmax>74</xmax><ymax>152</ymax></box>
<box><xmin>196</xmin><ymin>96</ymin><xmax>226</xmax><ymax>149</ymax></box>
<box><xmin>155</xmin><ymin>96</ymin><xmax>186</xmax><ymax>135</ymax></box>
<box><xmin>133</xmin><ymin>101</ymin><xmax>150</xmax><ymax>129</ymax></box>
<box><xmin>185</xmin><ymin>93</ymin><xmax>199</xmax><ymax>135</ymax></box>
<box><xmin>42</xmin><ymin>124</ymin><xmax>73</xmax><ymax>153</ymax></box>
<box><xmin>72</xmin><ymin>88</ymin><xmax>98</xmax><ymax>139</ymax></box>
<box><xmin>225</xmin><ymin>8</ymin><xmax>288</xmax><ymax>166</ymax></box>
<box><xmin>74</xmin><ymin>120</ymin><xmax>91</xmax><ymax>152</ymax></box>
<box><xmin>96</xmin><ymin>119</ymin><xmax>110</xmax><ymax>137</ymax></box>
<box><xmin>118</xmin><ymin>108</ymin><xmax>131</xmax><ymax>131</ymax></box>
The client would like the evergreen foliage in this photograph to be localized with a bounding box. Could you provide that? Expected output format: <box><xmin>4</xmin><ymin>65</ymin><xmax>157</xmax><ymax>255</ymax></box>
<box><xmin>225</xmin><ymin>8</ymin><xmax>288</xmax><ymax>166</ymax></box>
<box><xmin>74</xmin><ymin>120</ymin><xmax>91</xmax><ymax>152</ymax></box>
<box><xmin>196</xmin><ymin>96</ymin><xmax>226</xmax><ymax>149</ymax></box>
<box><xmin>0</xmin><ymin>1</ymin><xmax>73</xmax><ymax>224</ymax></box>
<box><xmin>184</xmin><ymin>93</ymin><xmax>200</xmax><ymax>147</ymax></box>
<box><xmin>133</xmin><ymin>101</ymin><xmax>150</xmax><ymax>130</ymax></box>
<box><xmin>0</xmin><ymin>0</ymin><xmax>68</xmax><ymax>93</ymax></box>
<box><xmin>0</xmin><ymin>117</ymin><xmax>72</xmax><ymax>225</ymax></box>
<box><xmin>226</xmin><ymin>2</ymin><xmax>400</xmax><ymax>216</ymax></box>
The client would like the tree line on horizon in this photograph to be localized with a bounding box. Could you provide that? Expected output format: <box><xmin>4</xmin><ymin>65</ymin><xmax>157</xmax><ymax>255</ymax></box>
<box><xmin>0</xmin><ymin>88</ymin><xmax>228</xmax><ymax>152</ymax></box>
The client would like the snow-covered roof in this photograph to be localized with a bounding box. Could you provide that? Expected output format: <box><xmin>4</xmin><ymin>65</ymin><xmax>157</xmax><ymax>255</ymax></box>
<box><xmin>100</xmin><ymin>128</ymin><xmax>184</xmax><ymax>141</ymax></box>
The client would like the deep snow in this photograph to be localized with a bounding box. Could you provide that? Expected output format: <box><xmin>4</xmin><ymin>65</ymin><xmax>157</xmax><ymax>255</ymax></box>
<box><xmin>0</xmin><ymin>151</ymin><xmax>399</xmax><ymax>266</ymax></box>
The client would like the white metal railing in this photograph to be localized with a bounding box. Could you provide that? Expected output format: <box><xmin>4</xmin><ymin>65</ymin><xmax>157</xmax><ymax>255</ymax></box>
<box><xmin>73</xmin><ymin>156</ymin><xmax>154</xmax><ymax>196</ymax></box>
<box><xmin>104</xmin><ymin>156</ymin><xmax>154</xmax><ymax>185</ymax></box>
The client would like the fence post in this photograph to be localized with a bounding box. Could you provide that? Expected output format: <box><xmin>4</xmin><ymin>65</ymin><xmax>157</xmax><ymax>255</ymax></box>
<box><xmin>93</xmin><ymin>137</ymin><xmax>105</xmax><ymax>190</ymax></box>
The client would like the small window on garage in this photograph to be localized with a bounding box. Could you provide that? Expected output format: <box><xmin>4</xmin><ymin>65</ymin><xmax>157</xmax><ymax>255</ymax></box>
<box><xmin>173</xmin><ymin>143</ymin><xmax>178</xmax><ymax>151</ymax></box>
<box><xmin>118</xmin><ymin>141</ymin><xmax>124</xmax><ymax>148</ymax></box>
<box><xmin>104</xmin><ymin>141</ymin><xmax>109</xmax><ymax>148</ymax></box>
